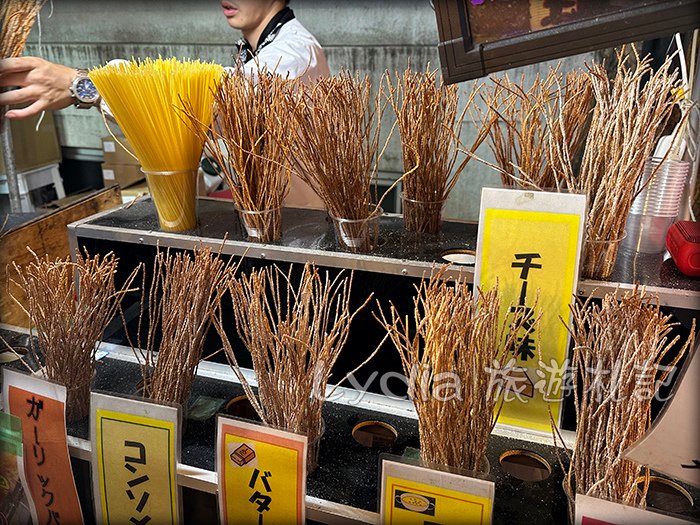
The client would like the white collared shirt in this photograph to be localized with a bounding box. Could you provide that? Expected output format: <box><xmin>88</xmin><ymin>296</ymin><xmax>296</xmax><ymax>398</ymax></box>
<box><xmin>227</xmin><ymin>18</ymin><xmax>330</xmax><ymax>83</ymax></box>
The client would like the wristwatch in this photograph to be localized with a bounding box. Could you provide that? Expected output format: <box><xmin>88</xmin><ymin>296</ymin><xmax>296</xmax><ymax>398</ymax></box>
<box><xmin>69</xmin><ymin>69</ymin><xmax>101</xmax><ymax>109</ymax></box>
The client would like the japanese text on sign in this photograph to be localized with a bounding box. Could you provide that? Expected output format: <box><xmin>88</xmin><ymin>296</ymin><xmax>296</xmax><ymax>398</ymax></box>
<box><xmin>380</xmin><ymin>458</ymin><xmax>494</xmax><ymax>525</ymax></box>
<box><xmin>91</xmin><ymin>393</ymin><xmax>179</xmax><ymax>525</ymax></box>
<box><xmin>3</xmin><ymin>369</ymin><xmax>84</xmax><ymax>525</ymax></box>
<box><xmin>475</xmin><ymin>188</ymin><xmax>586</xmax><ymax>432</ymax></box>
<box><xmin>217</xmin><ymin>416</ymin><xmax>307</xmax><ymax>525</ymax></box>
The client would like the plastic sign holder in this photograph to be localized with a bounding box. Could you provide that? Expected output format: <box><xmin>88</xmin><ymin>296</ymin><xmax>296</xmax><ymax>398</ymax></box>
<box><xmin>216</xmin><ymin>415</ymin><xmax>308</xmax><ymax>525</ymax></box>
<box><xmin>90</xmin><ymin>392</ymin><xmax>181</xmax><ymax>525</ymax></box>
<box><xmin>379</xmin><ymin>456</ymin><xmax>495</xmax><ymax>524</ymax></box>
<box><xmin>474</xmin><ymin>187</ymin><xmax>586</xmax><ymax>432</ymax></box>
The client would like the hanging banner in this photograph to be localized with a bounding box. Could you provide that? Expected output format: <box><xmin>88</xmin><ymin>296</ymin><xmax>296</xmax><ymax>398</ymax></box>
<box><xmin>217</xmin><ymin>416</ymin><xmax>307</xmax><ymax>525</ymax></box>
<box><xmin>474</xmin><ymin>188</ymin><xmax>586</xmax><ymax>432</ymax></box>
<box><xmin>576</xmin><ymin>493</ymin><xmax>697</xmax><ymax>524</ymax></box>
<box><xmin>90</xmin><ymin>392</ymin><xmax>180</xmax><ymax>525</ymax></box>
<box><xmin>624</xmin><ymin>341</ymin><xmax>700</xmax><ymax>488</ymax></box>
<box><xmin>379</xmin><ymin>457</ymin><xmax>494</xmax><ymax>524</ymax></box>
<box><xmin>2</xmin><ymin>368</ymin><xmax>84</xmax><ymax>525</ymax></box>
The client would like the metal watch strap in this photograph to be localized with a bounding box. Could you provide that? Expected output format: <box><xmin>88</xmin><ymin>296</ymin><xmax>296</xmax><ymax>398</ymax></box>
<box><xmin>70</xmin><ymin>68</ymin><xmax>100</xmax><ymax>109</ymax></box>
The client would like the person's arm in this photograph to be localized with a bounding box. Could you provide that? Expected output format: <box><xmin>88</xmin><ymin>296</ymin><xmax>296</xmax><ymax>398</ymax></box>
<box><xmin>0</xmin><ymin>56</ymin><xmax>78</xmax><ymax>119</ymax></box>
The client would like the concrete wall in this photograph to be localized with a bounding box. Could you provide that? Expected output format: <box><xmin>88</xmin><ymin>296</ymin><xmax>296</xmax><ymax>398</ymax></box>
<box><xmin>25</xmin><ymin>0</ymin><xmax>595</xmax><ymax>220</ymax></box>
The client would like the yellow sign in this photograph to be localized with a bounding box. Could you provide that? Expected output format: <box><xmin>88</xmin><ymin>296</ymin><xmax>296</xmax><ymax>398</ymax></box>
<box><xmin>91</xmin><ymin>394</ymin><xmax>179</xmax><ymax>525</ymax></box>
<box><xmin>217</xmin><ymin>416</ymin><xmax>307</xmax><ymax>525</ymax></box>
<box><xmin>475</xmin><ymin>188</ymin><xmax>586</xmax><ymax>432</ymax></box>
<box><xmin>380</xmin><ymin>459</ymin><xmax>494</xmax><ymax>525</ymax></box>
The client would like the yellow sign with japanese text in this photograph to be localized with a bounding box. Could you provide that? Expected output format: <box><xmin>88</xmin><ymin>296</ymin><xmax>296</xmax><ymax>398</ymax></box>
<box><xmin>217</xmin><ymin>416</ymin><xmax>307</xmax><ymax>525</ymax></box>
<box><xmin>380</xmin><ymin>459</ymin><xmax>494</xmax><ymax>525</ymax></box>
<box><xmin>475</xmin><ymin>188</ymin><xmax>586</xmax><ymax>432</ymax></box>
<box><xmin>91</xmin><ymin>394</ymin><xmax>180</xmax><ymax>525</ymax></box>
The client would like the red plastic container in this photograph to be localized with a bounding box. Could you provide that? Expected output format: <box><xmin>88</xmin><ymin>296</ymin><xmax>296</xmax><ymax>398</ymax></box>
<box><xmin>666</xmin><ymin>221</ymin><xmax>700</xmax><ymax>277</ymax></box>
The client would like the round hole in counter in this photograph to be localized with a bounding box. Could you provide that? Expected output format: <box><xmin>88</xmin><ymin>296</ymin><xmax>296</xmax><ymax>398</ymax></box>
<box><xmin>352</xmin><ymin>420</ymin><xmax>398</xmax><ymax>449</ymax></box>
<box><xmin>441</xmin><ymin>249</ymin><xmax>476</xmax><ymax>265</ymax></box>
<box><xmin>639</xmin><ymin>476</ymin><xmax>694</xmax><ymax>514</ymax></box>
<box><xmin>499</xmin><ymin>449</ymin><xmax>552</xmax><ymax>482</ymax></box>
<box><xmin>224</xmin><ymin>395</ymin><xmax>261</xmax><ymax>422</ymax></box>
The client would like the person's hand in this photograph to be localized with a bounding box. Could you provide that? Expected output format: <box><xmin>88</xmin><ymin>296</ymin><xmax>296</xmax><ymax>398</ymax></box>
<box><xmin>0</xmin><ymin>57</ymin><xmax>78</xmax><ymax>119</ymax></box>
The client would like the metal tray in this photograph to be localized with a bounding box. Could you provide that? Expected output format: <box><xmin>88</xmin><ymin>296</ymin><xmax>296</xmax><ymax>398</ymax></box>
<box><xmin>67</xmin><ymin>198</ymin><xmax>700</xmax><ymax>310</ymax></box>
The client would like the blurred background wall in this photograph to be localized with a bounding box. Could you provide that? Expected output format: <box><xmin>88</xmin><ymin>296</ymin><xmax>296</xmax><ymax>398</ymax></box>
<box><xmin>25</xmin><ymin>0</ymin><xmax>596</xmax><ymax>219</ymax></box>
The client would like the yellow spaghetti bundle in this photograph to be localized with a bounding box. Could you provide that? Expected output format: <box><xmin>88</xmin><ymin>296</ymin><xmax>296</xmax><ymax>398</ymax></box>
<box><xmin>90</xmin><ymin>58</ymin><xmax>223</xmax><ymax>231</ymax></box>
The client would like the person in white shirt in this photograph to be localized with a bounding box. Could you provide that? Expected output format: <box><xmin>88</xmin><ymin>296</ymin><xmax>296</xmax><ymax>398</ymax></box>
<box><xmin>0</xmin><ymin>0</ymin><xmax>329</xmax><ymax>206</ymax></box>
<box><xmin>225</xmin><ymin>0</ymin><xmax>328</xmax><ymax>83</ymax></box>
<box><xmin>0</xmin><ymin>0</ymin><xmax>328</xmax><ymax>115</ymax></box>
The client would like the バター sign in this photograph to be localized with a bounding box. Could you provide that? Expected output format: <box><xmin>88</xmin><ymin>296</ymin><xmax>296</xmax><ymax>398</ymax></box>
<box><xmin>91</xmin><ymin>392</ymin><xmax>180</xmax><ymax>525</ymax></box>
<box><xmin>217</xmin><ymin>416</ymin><xmax>307</xmax><ymax>525</ymax></box>
<box><xmin>2</xmin><ymin>369</ymin><xmax>84</xmax><ymax>525</ymax></box>
<box><xmin>474</xmin><ymin>188</ymin><xmax>586</xmax><ymax>432</ymax></box>
<box><xmin>379</xmin><ymin>457</ymin><xmax>494</xmax><ymax>524</ymax></box>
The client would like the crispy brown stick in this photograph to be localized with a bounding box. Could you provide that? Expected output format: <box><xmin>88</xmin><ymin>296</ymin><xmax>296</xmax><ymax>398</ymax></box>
<box><xmin>10</xmin><ymin>249</ymin><xmax>139</xmax><ymax>421</ymax></box>
<box><xmin>184</xmin><ymin>68</ymin><xmax>292</xmax><ymax>242</ymax></box>
<box><xmin>375</xmin><ymin>268</ymin><xmax>536</xmax><ymax>472</ymax></box>
<box><xmin>547</xmin><ymin>49</ymin><xmax>679</xmax><ymax>278</ymax></box>
<box><xmin>132</xmin><ymin>246</ymin><xmax>234</xmax><ymax>405</ymax></box>
<box><xmin>283</xmin><ymin>71</ymin><xmax>414</xmax><ymax>221</ymax></box>
<box><xmin>216</xmin><ymin>262</ymin><xmax>372</xmax><ymax>471</ymax></box>
<box><xmin>386</xmin><ymin>66</ymin><xmax>493</xmax><ymax>233</ymax></box>
<box><xmin>555</xmin><ymin>288</ymin><xmax>694</xmax><ymax>509</ymax></box>
<box><xmin>477</xmin><ymin>68</ymin><xmax>593</xmax><ymax>190</ymax></box>
<box><xmin>1</xmin><ymin>0</ymin><xmax>46</xmax><ymax>59</ymax></box>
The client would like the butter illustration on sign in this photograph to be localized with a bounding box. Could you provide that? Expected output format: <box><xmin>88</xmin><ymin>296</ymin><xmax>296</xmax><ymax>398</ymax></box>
<box><xmin>231</xmin><ymin>443</ymin><xmax>256</xmax><ymax>467</ymax></box>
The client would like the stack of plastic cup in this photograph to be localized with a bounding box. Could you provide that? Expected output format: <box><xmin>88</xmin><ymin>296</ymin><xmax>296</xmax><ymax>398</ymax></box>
<box><xmin>622</xmin><ymin>158</ymin><xmax>690</xmax><ymax>254</ymax></box>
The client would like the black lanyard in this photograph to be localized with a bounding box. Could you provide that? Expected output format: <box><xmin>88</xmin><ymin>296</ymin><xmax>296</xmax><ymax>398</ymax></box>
<box><xmin>235</xmin><ymin>7</ymin><xmax>296</xmax><ymax>64</ymax></box>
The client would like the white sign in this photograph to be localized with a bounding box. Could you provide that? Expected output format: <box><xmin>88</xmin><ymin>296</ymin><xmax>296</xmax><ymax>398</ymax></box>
<box><xmin>90</xmin><ymin>392</ymin><xmax>181</xmax><ymax>525</ymax></box>
<box><xmin>474</xmin><ymin>187</ymin><xmax>586</xmax><ymax>432</ymax></box>
<box><xmin>576</xmin><ymin>493</ymin><xmax>697</xmax><ymax>524</ymax></box>
<box><xmin>379</xmin><ymin>458</ymin><xmax>495</xmax><ymax>524</ymax></box>
<box><xmin>624</xmin><ymin>341</ymin><xmax>700</xmax><ymax>488</ymax></box>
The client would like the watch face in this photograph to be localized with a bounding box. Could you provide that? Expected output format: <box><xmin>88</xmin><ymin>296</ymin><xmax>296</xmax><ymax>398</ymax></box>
<box><xmin>76</xmin><ymin>78</ymin><xmax>99</xmax><ymax>102</ymax></box>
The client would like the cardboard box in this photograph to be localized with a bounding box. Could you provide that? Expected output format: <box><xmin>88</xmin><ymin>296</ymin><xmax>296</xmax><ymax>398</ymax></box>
<box><xmin>0</xmin><ymin>110</ymin><xmax>61</xmax><ymax>175</ymax></box>
<box><xmin>101</xmin><ymin>136</ymin><xmax>140</xmax><ymax>166</ymax></box>
<box><xmin>102</xmin><ymin>163</ymin><xmax>145</xmax><ymax>189</ymax></box>
<box><xmin>120</xmin><ymin>181</ymin><xmax>150</xmax><ymax>203</ymax></box>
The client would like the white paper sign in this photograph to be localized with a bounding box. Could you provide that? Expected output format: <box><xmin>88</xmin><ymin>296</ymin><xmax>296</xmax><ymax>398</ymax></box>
<box><xmin>103</xmin><ymin>169</ymin><xmax>115</xmax><ymax>181</ymax></box>
<box><xmin>575</xmin><ymin>493</ymin><xmax>697</xmax><ymax>524</ymax></box>
<box><xmin>2</xmin><ymin>369</ymin><xmax>84</xmax><ymax>525</ymax></box>
<box><xmin>379</xmin><ymin>458</ymin><xmax>495</xmax><ymax>524</ymax></box>
<box><xmin>474</xmin><ymin>187</ymin><xmax>586</xmax><ymax>432</ymax></box>
<box><xmin>90</xmin><ymin>392</ymin><xmax>181</xmax><ymax>525</ymax></box>
<box><xmin>103</xmin><ymin>141</ymin><xmax>116</xmax><ymax>153</ymax></box>
<box><xmin>624</xmin><ymin>341</ymin><xmax>700</xmax><ymax>488</ymax></box>
<box><xmin>216</xmin><ymin>416</ymin><xmax>307</xmax><ymax>525</ymax></box>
